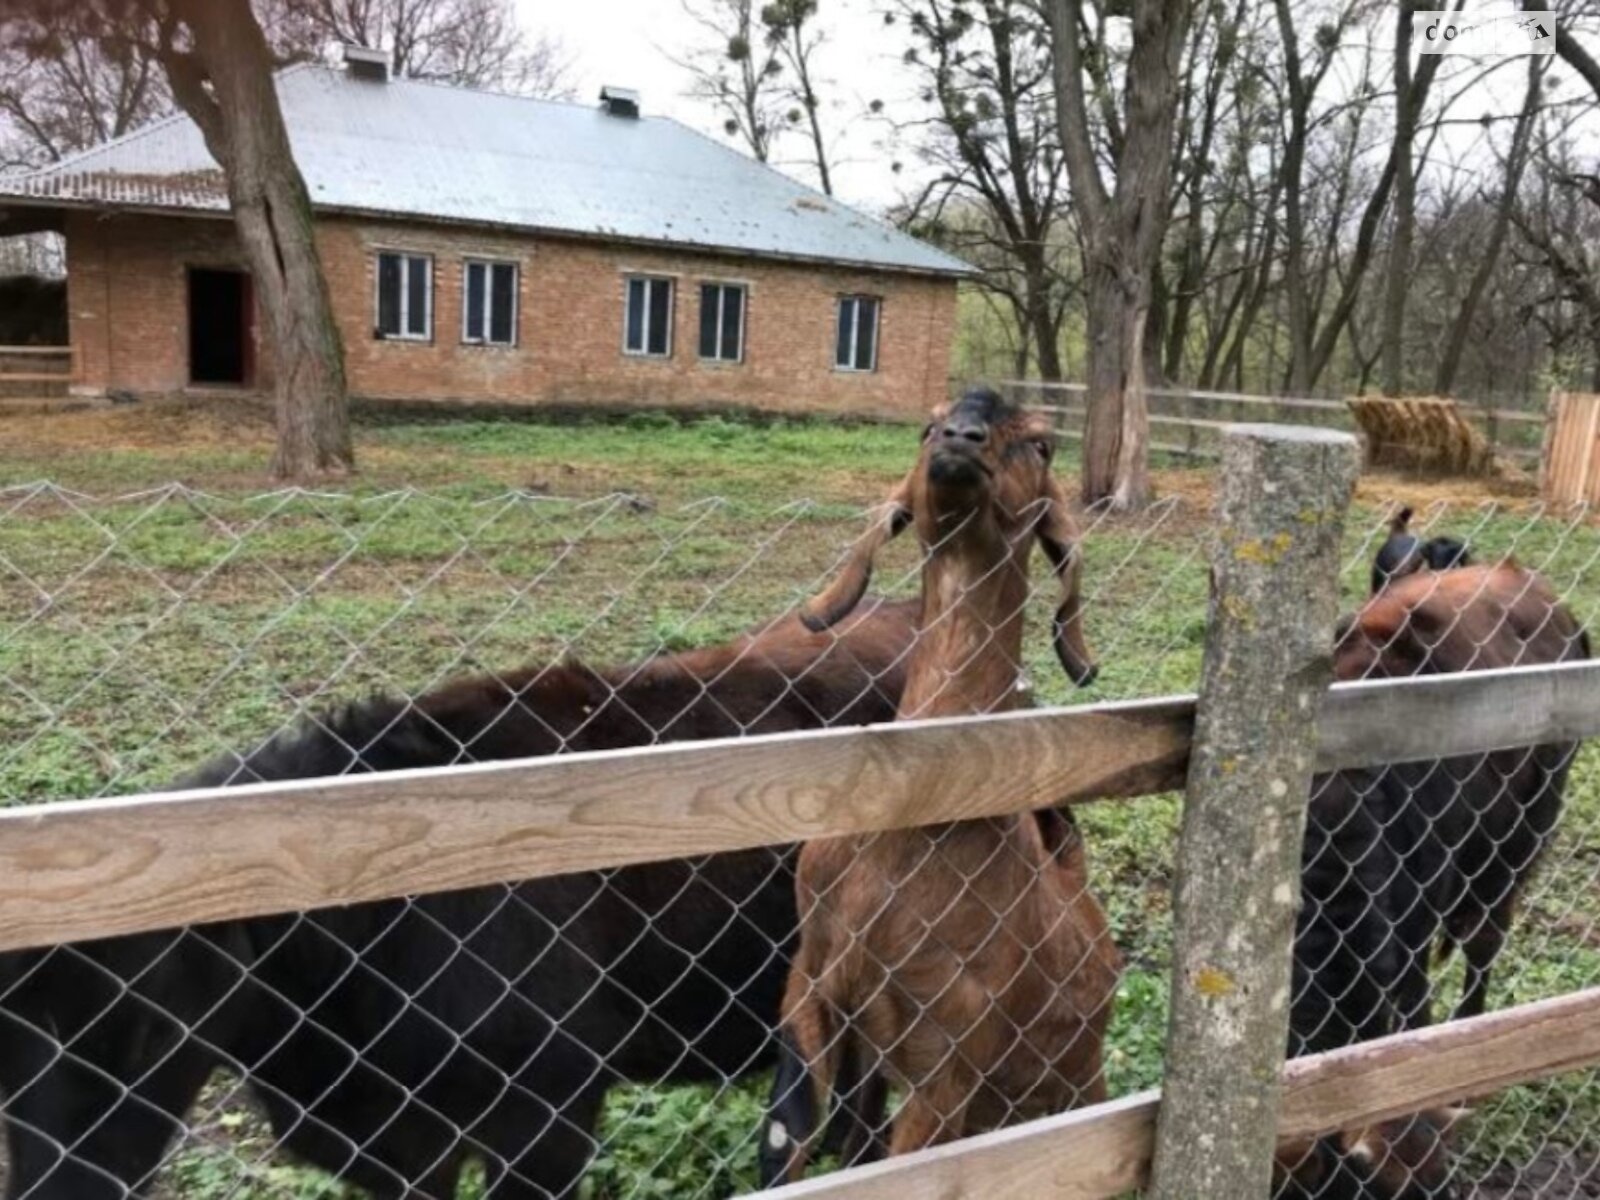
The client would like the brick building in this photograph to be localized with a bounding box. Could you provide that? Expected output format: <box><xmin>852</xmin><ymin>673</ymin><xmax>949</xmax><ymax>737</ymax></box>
<box><xmin>0</xmin><ymin>56</ymin><xmax>970</xmax><ymax>419</ymax></box>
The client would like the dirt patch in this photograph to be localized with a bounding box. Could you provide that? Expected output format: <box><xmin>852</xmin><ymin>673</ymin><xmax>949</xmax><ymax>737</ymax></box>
<box><xmin>0</xmin><ymin>394</ymin><xmax>277</xmax><ymax>452</ymax></box>
<box><xmin>1146</xmin><ymin>463</ymin><xmax>1546</xmax><ymax>519</ymax></box>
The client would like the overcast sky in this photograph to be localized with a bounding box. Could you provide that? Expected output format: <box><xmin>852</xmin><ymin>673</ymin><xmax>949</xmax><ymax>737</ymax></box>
<box><xmin>518</xmin><ymin>0</ymin><xmax>924</xmax><ymax>212</ymax></box>
<box><xmin>518</xmin><ymin>0</ymin><xmax>1600</xmax><ymax>217</ymax></box>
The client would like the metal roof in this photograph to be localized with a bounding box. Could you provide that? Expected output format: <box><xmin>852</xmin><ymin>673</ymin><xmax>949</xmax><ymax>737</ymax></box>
<box><xmin>0</xmin><ymin>64</ymin><xmax>973</xmax><ymax>278</ymax></box>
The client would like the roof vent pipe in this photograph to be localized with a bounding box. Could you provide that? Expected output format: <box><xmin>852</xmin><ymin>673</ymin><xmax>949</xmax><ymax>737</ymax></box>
<box><xmin>343</xmin><ymin>44</ymin><xmax>390</xmax><ymax>83</ymax></box>
<box><xmin>599</xmin><ymin>86</ymin><xmax>641</xmax><ymax>118</ymax></box>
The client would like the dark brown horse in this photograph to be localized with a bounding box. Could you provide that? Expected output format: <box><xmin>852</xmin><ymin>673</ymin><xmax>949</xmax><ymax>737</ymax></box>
<box><xmin>0</xmin><ymin>600</ymin><xmax>916</xmax><ymax>1199</ymax></box>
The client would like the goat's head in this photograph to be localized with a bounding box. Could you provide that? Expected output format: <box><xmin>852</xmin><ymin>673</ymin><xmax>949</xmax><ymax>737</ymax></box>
<box><xmin>1371</xmin><ymin>506</ymin><xmax>1472</xmax><ymax>595</ymax></box>
<box><xmin>1276</xmin><ymin>1109</ymin><xmax>1465</xmax><ymax>1199</ymax></box>
<box><xmin>799</xmin><ymin>386</ymin><xmax>1097</xmax><ymax>686</ymax></box>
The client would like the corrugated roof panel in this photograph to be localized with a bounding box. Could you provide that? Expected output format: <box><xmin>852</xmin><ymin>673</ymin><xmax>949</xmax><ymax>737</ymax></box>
<box><xmin>0</xmin><ymin>65</ymin><xmax>973</xmax><ymax>277</ymax></box>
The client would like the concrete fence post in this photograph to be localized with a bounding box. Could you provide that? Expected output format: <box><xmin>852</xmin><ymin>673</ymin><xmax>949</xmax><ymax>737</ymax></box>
<box><xmin>1147</xmin><ymin>424</ymin><xmax>1361</xmax><ymax>1200</ymax></box>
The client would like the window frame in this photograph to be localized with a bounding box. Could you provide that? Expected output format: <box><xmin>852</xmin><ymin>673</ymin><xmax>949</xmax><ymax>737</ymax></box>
<box><xmin>623</xmin><ymin>274</ymin><xmax>675</xmax><ymax>358</ymax></box>
<box><xmin>698</xmin><ymin>281</ymin><xmax>747</xmax><ymax>365</ymax></box>
<box><xmin>461</xmin><ymin>258</ymin><xmax>519</xmax><ymax>348</ymax></box>
<box><xmin>374</xmin><ymin>250</ymin><xmax>434</xmax><ymax>343</ymax></box>
<box><xmin>834</xmin><ymin>294</ymin><xmax>880</xmax><ymax>373</ymax></box>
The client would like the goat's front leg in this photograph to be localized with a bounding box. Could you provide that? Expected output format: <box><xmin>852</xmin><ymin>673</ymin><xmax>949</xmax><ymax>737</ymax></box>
<box><xmin>888</xmin><ymin>1066</ymin><xmax>976</xmax><ymax>1155</ymax></box>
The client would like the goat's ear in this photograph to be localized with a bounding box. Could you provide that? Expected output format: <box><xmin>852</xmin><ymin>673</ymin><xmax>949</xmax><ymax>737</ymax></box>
<box><xmin>801</xmin><ymin>479</ymin><xmax>912</xmax><ymax>632</ymax></box>
<box><xmin>1034</xmin><ymin>470</ymin><xmax>1098</xmax><ymax>687</ymax></box>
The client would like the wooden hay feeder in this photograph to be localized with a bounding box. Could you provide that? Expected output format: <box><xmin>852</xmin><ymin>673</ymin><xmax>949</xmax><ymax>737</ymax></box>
<box><xmin>1346</xmin><ymin>395</ymin><xmax>1495</xmax><ymax>476</ymax></box>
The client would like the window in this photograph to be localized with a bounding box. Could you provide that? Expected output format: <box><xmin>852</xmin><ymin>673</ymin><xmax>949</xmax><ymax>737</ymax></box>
<box><xmin>376</xmin><ymin>251</ymin><xmax>432</xmax><ymax>340</ymax></box>
<box><xmin>699</xmin><ymin>283</ymin><xmax>746</xmax><ymax>363</ymax></box>
<box><xmin>835</xmin><ymin>295</ymin><xmax>879</xmax><ymax>371</ymax></box>
<box><xmin>463</xmin><ymin>260</ymin><xmax>518</xmax><ymax>346</ymax></box>
<box><xmin>624</xmin><ymin>275</ymin><xmax>674</xmax><ymax>357</ymax></box>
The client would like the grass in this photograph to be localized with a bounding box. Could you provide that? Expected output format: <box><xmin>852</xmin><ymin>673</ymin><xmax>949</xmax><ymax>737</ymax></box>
<box><xmin>0</xmin><ymin>400</ymin><xmax>1596</xmax><ymax>1197</ymax></box>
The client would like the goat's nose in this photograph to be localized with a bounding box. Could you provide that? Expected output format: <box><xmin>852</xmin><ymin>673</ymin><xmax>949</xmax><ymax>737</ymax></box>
<box><xmin>941</xmin><ymin>420</ymin><xmax>988</xmax><ymax>445</ymax></box>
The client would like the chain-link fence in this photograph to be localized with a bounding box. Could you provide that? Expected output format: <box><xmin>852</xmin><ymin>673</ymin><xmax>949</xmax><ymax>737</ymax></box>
<box><xmin>0</xmin><ymin>475</ymin><xmax>1597</xmax><ymax>1199</ymax></box>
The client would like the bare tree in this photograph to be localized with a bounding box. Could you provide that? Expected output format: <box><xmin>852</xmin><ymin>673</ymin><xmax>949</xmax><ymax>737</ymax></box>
<box><xmin>1269</xmin><ymin>0</ymin><xmax>1370</xmax><ymax>394</ymax></box>
<box><xmin>0</xmin><ymin>20</ymin><xmax>166</xmax><ymax>166</ymax></box>
<box><xmin>675</xmin><ymin>0</ymin><xmax>783</xmax><ymax>161</ymax></box>
<box><xmin>271</xmin><ymin>0</ymin><xmax>572</xmax><ymax>96</ymax></box>
<box><xmin>1158</xmin><ymin>0</ymin><xmax>1254</xmax><ymax>383</ymax></box>
<box><xmin>1515</xmin><ymin>132</ymin><xmax>1600</xmax><ymax>390</ymax></box>
<box><xmin>1378</xmin><ymin>1</ymin><xmax>1418</xmax><ymax>395</ymax></box>
<box><xmin>1048</xmin><ymin>0</ymin><xmax>1193</xmax><ymax>510</ymax></box>
<box><xmin>890</xmin><ymin>0</ymin><xmax>1073</xmax><ymax>380</ymax></box>
<box><xmin>1434</xmin><ymin>56</ymin><xmax>1543</xmax><ymax>394</ymax></box>
<box><xmin>762</xmin><ymin>0</ymin><xmax>833</xmax><ymax>194</ymax></box>
<box><xmin>2</xmin><ymin>0</ymin><xmax>353</xmax><ymax>477</ymax></box>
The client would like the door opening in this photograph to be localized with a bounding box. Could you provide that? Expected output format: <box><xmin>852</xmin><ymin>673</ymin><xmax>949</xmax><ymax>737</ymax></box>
<box><xmin>188</xmin><ymin>268</ymin><xmax>253</xmax><ymax>386</ymax></box>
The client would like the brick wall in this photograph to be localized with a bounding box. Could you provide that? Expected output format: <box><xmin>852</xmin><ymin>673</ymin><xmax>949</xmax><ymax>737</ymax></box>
<box><xmin>67</xmin><ymin>211</ymin><xmax>959</xmax><ymax>419</ymax></box>
<box><xmin>67</xmin><ymin>212</ymin><xmax>260</xmax><ymax>396</ymax></box>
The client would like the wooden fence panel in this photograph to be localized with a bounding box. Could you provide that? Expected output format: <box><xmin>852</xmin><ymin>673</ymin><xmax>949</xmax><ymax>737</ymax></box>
<box><xmin>992</xmin><ymin>380</ymin><xmax>1545</xmax><ymax>466</ymax></box>
<box><xmin>1541</xmin><ymin>390</ymin><xmax>1600</xmax><ymax>506</ymax></box>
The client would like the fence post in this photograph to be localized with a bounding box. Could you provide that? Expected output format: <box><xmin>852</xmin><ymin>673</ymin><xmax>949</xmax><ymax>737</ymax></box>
<box><xmin>1147</xmin><ymin>424</ymin><xmax>1360</xmax><ymax>1200</ymax></box>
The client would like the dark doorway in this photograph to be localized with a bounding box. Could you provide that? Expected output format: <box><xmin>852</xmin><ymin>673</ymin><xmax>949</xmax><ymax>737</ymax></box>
<box><xmin>188</xmin><ymin>268</ymin><xmax>253</xmax><ymax>386</ymax></box>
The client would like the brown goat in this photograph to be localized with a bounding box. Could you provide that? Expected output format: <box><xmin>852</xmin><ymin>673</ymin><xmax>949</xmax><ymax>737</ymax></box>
<box><xmin>1276</xmin><ymin>562</ymin><xmax>1588</xmax><ymax>1199</ymax></box>
<box><xmin>1330</xmin><ymin>561</ymin><xmax>1589</xmax><ymax>1023</ymax></box>
<box><xmin>758</xmin><ymin>387</ymin><xmax>1121</xmax><ymax>1183</ymax></box>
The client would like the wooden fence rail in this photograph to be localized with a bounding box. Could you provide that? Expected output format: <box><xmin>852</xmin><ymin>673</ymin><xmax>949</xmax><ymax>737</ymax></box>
<box><xmin>985</xmin><ymin>379</ymin><xmax>1546</xmax><ymax>465</ymax></box>
<box><xmin>0</xmin><ymin>343</ymin><xmax>75</xmax><ymax>388</ymax></box>
<box><xmin>2</xmin><ymin>656</ymin><xmax>1597</xmax><ymax>953</ymax></box>
<box><xmin>751</xmin><ymin>986</ymin><xmax>1600</xmax><ymax>1200</ymax></box>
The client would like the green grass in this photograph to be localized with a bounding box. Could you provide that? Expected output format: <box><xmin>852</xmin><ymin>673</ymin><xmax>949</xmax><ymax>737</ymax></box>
<box><xmin>1</xmin><ymin>410</ymin><xmax>1597</xmax><ymax>1197</ymax></box>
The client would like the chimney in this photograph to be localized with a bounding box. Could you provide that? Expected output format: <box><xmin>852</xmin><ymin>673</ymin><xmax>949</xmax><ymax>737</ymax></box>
<box><xmin>599</xmin><ymin>86</ymin><xmax>641</xmax><ymax>118</ymax></box>
<box><xmin>343</xmin><ymin>44</ymin><xmax>390</xmax><ymax>83</ymax></box>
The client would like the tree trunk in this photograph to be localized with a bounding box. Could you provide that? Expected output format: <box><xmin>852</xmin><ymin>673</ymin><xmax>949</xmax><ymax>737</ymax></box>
<box><xmin>1380</xmin><ymin>3</ymin><xmax>1416</xmax><ymax>397</ymax></box>
<box><xmin>1022</xmin><ymin>250</ymin><xmax>1065</xmax><ymax>381</ymax></box>
<box><xmin>167</xmin><ymin>0</ymin><xmax>352</xmax><ymax>479</ymax></box>
<box><xmin>1435</xmin><ymin>58</ymin><xmax>1541</xmax><ymax>395</ymax></box>
<box><xmin>1050</xmin><ymin>0</ymin><xmax>1189</xmax><ymax>511</ymax></box>
<box><xmin>1273</xmin><ymin>0</ymin><xmax>1313</xmax><ymax>395</ymax></box>
<box><xmin>1146</xmin><ymin>269</ymin><xmax>1169</xmax><ymax>387</ymax></box>
<box><xmin>1081</xmin><ymin>254</ymin><xmax>1151</xmax><ymax>507</ymax></box>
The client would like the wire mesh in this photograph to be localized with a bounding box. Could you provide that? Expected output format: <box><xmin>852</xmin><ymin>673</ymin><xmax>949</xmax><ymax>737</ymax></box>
<box><xmin>0</xmin><ymin>479</ymin><xmax>1595</xmax><ymax>1199</ymax></box>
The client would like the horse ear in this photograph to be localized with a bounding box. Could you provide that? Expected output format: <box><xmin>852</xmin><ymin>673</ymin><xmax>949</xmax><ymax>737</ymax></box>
<box><xmin>800</xmin><ymin>477</ymin><xmax>913</xmax><ymax>632</ymax></box>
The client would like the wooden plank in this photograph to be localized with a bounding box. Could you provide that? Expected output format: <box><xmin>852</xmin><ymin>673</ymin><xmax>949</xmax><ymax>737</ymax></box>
<box><xmin>1575</xmin><ymin>394</ymin><xmax>1599</xmax><ymax>505</ymax></box>
<box><xmin>0</xmin><ymin>345</ymin><xmax>73</xmax><ymax>355</ymax></box>
<box><xmin>1483</xmin><ymin>408</ymin><xmax>1545</xmax><ymax>425</ymax></box>
<box><xmin>1316</xmin><ymin>658</ymin><xmax>1600</xmax><ymax>769</ymax></box>
<box><xmin>755</xmin><ymin>1091</ymin><xmax>1158</xmax><ymax>1200</ymax></box>
<box><xmin>5</xmin><ymin>659</ymin><xmax>1600</xmax><ymax>950</ymax></box>
<box><xmin>748</xmin><ymin>987</ymin><xmax>1600</xmax><ymax>1200</ymax></box>
<box><xmin>0</xmin><ymin>696</ymin><xmax>1196</xmax><ymax>952</ymax></box>
<box><xmin>1146</xmin><ymin>386</ymin><xmax>1347</xmax><ymax>413</ymax></box>
<box><xmin>1279</xmin><ymin>985</ymin><xmax>1600</xmax><ymax>1138</ymax></box>
<box><xmin>0</xmin><ymin>371</ymin><xmax>75</xmax><ymax>382</ymax></box>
